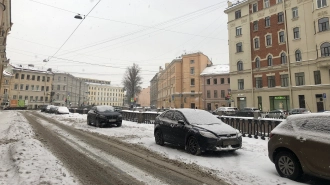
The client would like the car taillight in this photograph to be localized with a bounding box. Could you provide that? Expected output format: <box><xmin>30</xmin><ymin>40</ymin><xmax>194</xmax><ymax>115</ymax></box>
<box><xmin>269</xmin><ymin>133</ymin><xmax>275</xmax><ymax>139</ymax></box>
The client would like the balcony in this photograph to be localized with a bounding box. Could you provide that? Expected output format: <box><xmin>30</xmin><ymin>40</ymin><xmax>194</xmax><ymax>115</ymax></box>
<box><xmin>316</xmin><ymin>57</ymin><xmax>330</xmax><ymax>68</ymax></box>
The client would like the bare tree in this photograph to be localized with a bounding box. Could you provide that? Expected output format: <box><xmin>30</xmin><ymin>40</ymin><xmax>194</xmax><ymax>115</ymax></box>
<box><xmin>122</xmin><ymin>63</ymin><xmax>142</xmax><ymax>105</ymax></box>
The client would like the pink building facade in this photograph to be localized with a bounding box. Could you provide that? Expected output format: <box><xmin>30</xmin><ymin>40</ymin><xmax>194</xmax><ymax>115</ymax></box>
<box><xmin>201</xmin><ymin>64</ymin><xmax>231</xmax><ymax>111</ymax></box>
<box><xmin>137</xmin><ymin>86</ymin><xmax>150</xmax><ymax>107</ymax></box>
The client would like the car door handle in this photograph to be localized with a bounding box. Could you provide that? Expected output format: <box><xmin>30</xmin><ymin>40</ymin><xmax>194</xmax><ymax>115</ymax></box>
<box><xmin>297</xmin><ymin>137</ymin><xmax>306</xmax><ymax>142</ymax></box>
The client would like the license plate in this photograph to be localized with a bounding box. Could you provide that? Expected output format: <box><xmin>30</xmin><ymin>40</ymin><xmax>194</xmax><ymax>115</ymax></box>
<box><xmin>223</xmin><ymin>140</ymin><xmax>238</xmax><ymax>146</ymax></box>
<box><xmin>109</xmin><ymin>119</ymin><xmax>116</xmax><ymax>122</ymax></box>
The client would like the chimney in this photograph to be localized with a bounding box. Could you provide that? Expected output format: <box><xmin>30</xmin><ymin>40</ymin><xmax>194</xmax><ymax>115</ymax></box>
<box><xmin>227</xmin><ymin>1</ymin><xmax>232</xmax><ymax>7</ymax></box>
<box><xmin>47</xmin><ymin>68</ymin><xmax>52</xmax><ymax>72</ymax></box>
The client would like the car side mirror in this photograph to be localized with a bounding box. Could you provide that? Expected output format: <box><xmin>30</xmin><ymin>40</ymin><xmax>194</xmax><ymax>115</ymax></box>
<box><xmin>178</xmin><ymin>120</ymin><xmax>185</xmax><ymax>125</ymax></box>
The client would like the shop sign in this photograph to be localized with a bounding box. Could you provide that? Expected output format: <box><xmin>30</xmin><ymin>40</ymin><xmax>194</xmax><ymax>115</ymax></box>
<box><xmin>274</xmin><ymin>96</ymin><xmax>286</xmax><ymax>100</ymax></box>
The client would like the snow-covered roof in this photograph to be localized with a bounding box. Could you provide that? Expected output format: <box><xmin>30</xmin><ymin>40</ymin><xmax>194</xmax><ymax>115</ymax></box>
<box><xmin>200</xmin><ymin>64</ymin><xmax>229</xmax><ymax>75</ymax></box>
<box><xmin>3</xmin><ymin>70</ymin><xmax>12</xmax><ymax>76</ymax></box>
<box><xmin>10</xmin><ymin>64</ymin><xmax>53</xmax><ymax>74</ymax></box>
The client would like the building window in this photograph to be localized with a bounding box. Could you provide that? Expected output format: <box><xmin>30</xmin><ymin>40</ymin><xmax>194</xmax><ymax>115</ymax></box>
<box><xmin>191</xmin><ymin>78</ymin><xmax>195</xmax><ymax>86</ymax></box>
<box><xmin>214</xmin><ymin>90</ymin><xmax>218</xmax><ymax>98</ymax></box>
<box><xmin>228</xmin><ymin>78</ymin><xmax>230</xmax><ymax>84</ymax></box>
<box><xmin>221</xmin><ymin>78</ymin><xmax>224</xmax><ymax>84</ymax></box>
<box><xmin>46</xmin><ymin>86</ymin><xmax>49</xmax><ymax>91</ymax></box>
<box><xmin>36</xmin><ymin>85</ymin><xmax>39</xmax><ymax>91</ymax></box>
<box><xmin>35</xmin><ymin>96</ymin><xmax>38</xmax><ymax>101</ymax></box>
<box><xmin>253</xmin><ymin>3</ymin><xmax>258</xmax><ymax>12</ymax></box>
<box><xmin>14</xmin><ymin>84</ymin><xmax>18</xmax><ymax>90</ymax></box>
<box><xmin>40</xmin><ymin>96</ymin><xmax>43</xmax><ymax>101</ymax></box>
<box><xmin>5</xmin><ymin>80</ymin><xmax>8</xmax><ymax>84</ymax></box>
<box><xmin>47</xmin><ymin>77</ymin><xmax>50</xmax><ymax>82</ymax></box>
<box><xmin>253</xmin><ymin>21</ymin><xmax>258</xmax><ymax>31</ymax></box>
<box><xmin>32</xmin><ymin>75</ymin><xmax>35</xmax><ymax>80</ymax></box>
<box><xmin>295</xmin><ymin>72</ymin><xmax>305</xmax><ymax>86</ymax></box>
<box><xmin>237</xmin><ymin>61</ymin><xmax>243</xmax><ymax>71</ymax></box>
<box><xmin>235</xmin><ymin>10</ymin><xmax>241</xmax><ymax>19</ymax></box>
<box><xmin>278</xmin><ymin>12</ymin><xmax>284</xmax><ymax>23</ymax></box>
<box><xmin>20</xmin><ymin>84</ymin><xmax>24</xmax><ymax>90</ymax></box>
<box><xmin>236</xmin><ymin>26</ymin><xmax>242</xmax><ymax>36</ymax></box>
<box><xmin>277</xmin><ymin>0</ymin><xmax>283</xmax><ymax>3</ymax></box>
<box><xmin>267</xmin><ymin>55</ymin><xmax>273</xmax><ymax>66</ymax></box>
<box><xmin>317</xmin><ymin>0</ymin><xmax>327</xmax><ymax>8</ymax></box>
<box><xmin>319</xmin><ymin>17</ymin><xmax>329</xmax><ymax>32</ymax></box>
<box><xmin>190</xmin><ymin>60</ymin><xmax>194</xmax><ymax>64</ymax></box>
<box><xmin>236</xmin><ymin>42</ymin><xmax>243</xmax><ymax>52</ymax></box>
<box><xmin>292</xmin><ymin>7</ymin><xmax>298</xmax><ymax>18</ymax></box>
<box><xmin>238</xmin><ymin>79</ymin><xmax>244</xmax><ymax>90</ymax></box>
<box><xmin>264</xmin><ymin>0</ymin><xmax>270</xmax><ymax>8</ymax></box>
<box><xmin>207</xmin><ymin>79</ymin><xmax>210</xmax><ymax>85</ymax></box>
<box><xmin>279</xmin><ymin>31</ymin><xmax>285</xmax><ymax>43</ymax></box>
<box><xmin>41</xmin><ymin>86</ymin><xmax>44</xmax><ymax>91</ymax></box>
<box><xmin>57</xmin><ymin>85</ymin><xmax>60</xmax><ymax>90</ymax></box>
<box><xmin>26</xmin><ymin>75</ymin><xmax>30</xmax><ymax>80</ymax></box>
<box><xmin>13</xmin><ymin>95</ymin><xmax>17</xmax><ymax>100</ymax></box>
<box><xmin>42</xmin><ymin>76</ymin><xmax>45</xmax><ymax>82</ymax></box>
<box><xmin>190</xmin><ymin>67</ymin><xmax>194</xmax><ymax>74</ymax></box>
<box><xmin>254</xmin><ymin>38</ymin><xmax>259</xmax><ymax>49</ymax></box>
<box><xmin>314</xmin><ymin>70</ymin><xmax>321</xmax><ymax>84</ymax></box>
<box><xmin>293</xmin><ymin>27</ymin><xmax>300</xmax><ymax>39</ymax></box>
<box><xmin>281</xmin><ymin>74</ymin><xmax>289</xmax><ymax>87</ymax></box>
<box><xmin>15</xmin><ymin>73</ymin><xmax>19</xmax><ymax>79</ymax></box>
<box><xmin>18</xmin><ymin>95</ymin><xmax>22</xmax><ymax>100</ymax></box>
<box><xmin>213</xmin><ymin>78</ymin><xmax>217</xmax><ymax>84</ymax></box>
<box><xmin>25</xmin><ymin>85</ymin><xmax>29</xmax><ymax>90</ymax></box>
<box><xmin>281</xmin><ymin>52</ymin><xmax>287</xmax><ymax>64</ymax></box>
<box><xmin>295</xmin><ymin>49</ymin><xmax>302</xmax><ymax>61</ymax></box>
<box><xmin>37</xmin><ymin>76</ymin><xmax>40</xmax><ymax>81</ymax></box>
<box><xmin>24</xmin><ymin>96</ymin><xmax>28</xmax><ymax>100</ymax></box>
<box><xmin>220</xmin><ymin>90</ymin><xmax>225</xmax><ymax>98</ymax></box>
<box><xmin>265</xmin><ymin>16</ymin><xmax>270</xmax><ymax>27</ymax></box>
<box><xmin>207</xmin><ymin>90</ymin><xmax>211</xmax><ymax>98</ymax></box>
<box><xmin>256</xmin><ymin>77</ymin><xmax>263</xmax><ymax>88</ymax></box>
<box><xmin>29</xmin><ymin>96</ymin><xmax>33</xmax><ymax>101</ymax></box>
<box><xmin>45</xmin><ymin>97</ymin><xmax>48</xmax><ymax>102</ymax></box>
<box><xmin>63</xmin><ymin>86</ymin><xmax>66</xmax><ymax>90</ymax></box>
<box><xmin>266</xmin><ymin>35</ymin><xmax>272</xmax><ymax>46</ymax></box>
<box><xmin>31</xmin><ymin>85</ymin><xmax>34</xmax><ymax>90</ymax></box>
<box><xmin>268</xmin><ymin>76</ymin><xmax>276</xmax><ymax>87</ymax></box>
<box><xmin>58</xmin><ymin>76</ymin><xmax>61</xmax><ymax>81</ymax></box>
<box><xmin>64</xmin><ymin>77</ymin><xmax>66</xmax><ymax>81</ymax></box>
<box><xmin>321</xmin><ymin>42</ymin><xmax>330</xmax><ymax>56</ymax></box>
<box><xmin>255</xmin><ymin>57</ymin><xmax>260</xmax><ymax>68</ymax></box>
<box><xmin>21</xmin><ymin>74</ymin><xmax>24</xmax><ymax>79</ymax></box>
<box><xmin>56</xmin><ymin>94</ymin><xmax>59</xmax><ymax>100</ymax></box>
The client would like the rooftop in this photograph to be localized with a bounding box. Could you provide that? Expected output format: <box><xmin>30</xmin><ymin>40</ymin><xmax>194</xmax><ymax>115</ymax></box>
<box><xmin>200</xmin><ymin>64</ymin><xmax>230</xmax><ymax>75</ymax></box>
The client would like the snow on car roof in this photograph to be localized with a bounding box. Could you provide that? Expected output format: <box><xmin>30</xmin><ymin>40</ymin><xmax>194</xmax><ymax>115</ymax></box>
<box><xmin>177</xmin><ymin>109</ymin><xmax>222</xmax><ymax>124</ymax></box>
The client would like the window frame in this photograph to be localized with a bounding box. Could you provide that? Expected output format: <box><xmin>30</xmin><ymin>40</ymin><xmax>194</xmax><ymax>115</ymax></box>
<box><xmin>314</xmin><ymin>70</ymin><xmax>321</xmax><ymax>84</ymax></box>
<box><xmin>238</xmin><ymin>79</ymin><xmax>244</xmax><ymax>90</ymax></box>
<box><xmin>190</xmin><ymin>78</ymin><xmax>195</xmax><ymax>86</ymax></box>
<box><xmin>254</xmin><ymin>38</ymin><xmax>259</xmax><ymax>49</ymax></box>
<box><xmin>278</xmin><ymin>12</ymin><xmax>284</xmax><ymax>23</ymax></box>
<box><xmin>253</xmin><ymin>3</ymin><xmax>258</xmax><ymax>12</ymax></box>
<box><xmin>236</xmin><ymin>42</ymin><xmax>243</xmax><ymax>52</ymax></box>
<box><xmin>279</xmin><ymin>31</ymin><xmax>285</xmax><ymax>43</ymax></box>
<box><xmin>267</xmin><ymin>76</ymin><xmax>276</xmax><ymax>88</ymax></box>
<box><xmin>253</xmin><ymin>21</ymin><xmax>258</xmax><ymax>31</ymax></box>
<box><xmin>321</xmin><ymin>42</ymin><xmax>330</xmax><ymax>57</ymax></box>
<box><xmin>295</xmin><ymin>72</ymin><xmax>305</xmax><ymax>86</ymax></box>
<box><xmin>293</xmin><ymin>27</ymin><xmax>300</xmax><ymax>39</ymax></box>
<box><xmin>265</xmin><ymin>16</ymin><xmax>270</xmax><ymax>27</ymax></box>
<box><xmin>318</xmin><ymin>17</ymin><xmax>329</xmax><ymax>32</ymax></box>
<box><xmin>264</xmin><ymin>0</ymin><xmax>270</xmax><ymax>8</ymax></box>
<box><xmin>317</xmin><ymin>0</ymin><xmax>327</xmax><ymax>8</ymax></box>
<box><xmin>281</xmin><ymin>74</ymin><xmax>289</xmax><ymax>87</ymax></box>
<box><xmin>295</xmin><ymin>49</ymin><xmax>302</xmax><ymax>61</ymax></box>
<box><xmin>292</xmin><ymin>7</ymin><xmax>298</xmax><ymax>18</ymax></box>
<box><xmin>256</xmin><ymin>77</ymin><xmax>263</xmax><ymax>88</ymax></box>
<box><xmin>281</xmin><ymin>52</ymin><xmax>287</xmax><ymax>64</ymax></box>
<box><xmin>235</xmin><ymin>10</ymin><xmax>241</xmax><ymax>19</ymax></box>
<box><xmin>266</xmin><ymin>35</ymin><xmax>272</xmax><ymax>46</ymax></box>
<box><xmin>237</xmin><ymin>61</ymin><xmax>243</xmax><ymax>71</ymax></box>
<box><xmin>255</xmin><ymin>57</ymin><xmax>260</xmax><ymax>68</ymax></box>
<box><xmin>236</xmin><ymin>26</ymin><xmax>242</xmax><ymax>36</ymax></box>
<box><xmin>267</xmin><ymin>55</ymin><xmax>273</xmax><ymax>66</ymax></box>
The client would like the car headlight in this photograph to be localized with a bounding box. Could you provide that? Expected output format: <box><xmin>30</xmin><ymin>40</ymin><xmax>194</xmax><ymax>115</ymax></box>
<box><xmin>199</xmin><ymin>131</ymin><xmax>218</xmax><ymax>139</ymax></box>
<box><xmin>236</xmin><ymin>129</ymin><xmax>242</xmax><ymax>137</ymax></box>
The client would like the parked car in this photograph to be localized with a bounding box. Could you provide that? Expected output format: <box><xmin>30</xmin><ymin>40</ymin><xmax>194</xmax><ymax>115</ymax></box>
<box><xmin>265</xmin><ymin>109</ymin><xmax>287</xmax><ymax>119</ymax></box>
<box><xmin>268</xmin><ymin>113</ymin><xmax>330</xmax><ymax>181</ymax></box>
<box><xmin>45</xmin><ymin>105</ymin><xmax>54</xmax><ymax>113</ymax></box>
<box><xmin>212</xmin><ymin>107</ymin><xmax>238</xmax><ymax>116</ymax></box>
<box><xmin>49</xmin><ymin>106</ymin><xmax>58</xmax><ymax>114</ymax></box>
<box><xmin>55</xmin><ymin>106</ymin><xmax>70</xmax><ymax>114</ymax></box>
<box><xmin>40</xmin><ymin>105</ymin><xmax>47</xmax><ymax>112</ymax></box>
<box><xmin>154</xmin><ymin>109</ymin><xmax>242</xmax><ymax>155</ymax></box>
<box><xmin>236</xmin><ymin>107</ymin><xmax>260</xmax><ymax>117</ymax></box>
<box><xmin>87</xmin><ymin>105</ymin><xmax>122</xmax><ymax>127</ymax></box>
<box><xmin>288</xmin><ymin>108</ymin><xmax>311</xmax><ymax>115</ymax></box>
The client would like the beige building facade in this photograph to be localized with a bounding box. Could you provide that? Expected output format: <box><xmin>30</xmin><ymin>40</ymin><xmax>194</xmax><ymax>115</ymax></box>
<box><xmin>87</xmin><ymin>83</ymin><xmax>124</xmax><ymax>107</ymax></box>
<box><xmin>137</xmin><ymin>86</ymin><xmax>150</xmax><ymax>107</ymax></box>
<box><xmin>157</xmin><ymin>52</ymin><xmax>212</xmax><ymax>109</ymax></box>
<box><xmin>225</xmin><ymin>0</ymin><xmax>330</xmax><ymax>112</ymax></box>
<box><xmin>1</xmin><ymin>64</ymin><xmax>53</xmax><ymax>109</ymax></box>
<box><xmin>0</xmin><ymin>0</ymin><xmax>12</xmax><ymax>93</ymax></box>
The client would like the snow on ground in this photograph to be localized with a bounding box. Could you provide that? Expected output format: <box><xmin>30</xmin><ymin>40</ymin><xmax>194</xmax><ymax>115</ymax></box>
<box><xmin>0</xmin><ymin>111</ymin><xmax>79</xmax><ymax>185</ymax></box>
<box><xmin>40</xmin><ymin>112</ymin><xmax>305</xmax><ymax>185</ymax></box>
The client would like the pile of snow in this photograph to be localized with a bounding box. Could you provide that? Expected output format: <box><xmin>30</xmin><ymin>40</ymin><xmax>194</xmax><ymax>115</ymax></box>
<box><xmin>39</xmin><ymin>112</ymin><xmax>303</xmax><ymax>185</ymax></box>
<box><xmin>0</xmin><ymin>111</ymin><xmax>78</xmax><ymax>185</ymax></box>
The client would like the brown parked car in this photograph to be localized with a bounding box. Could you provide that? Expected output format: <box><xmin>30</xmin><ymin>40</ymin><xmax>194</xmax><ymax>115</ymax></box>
<box><xmin>268</xmin><ymin>113</ymin><xmax>330</xmax><ymax>181</ymax></box>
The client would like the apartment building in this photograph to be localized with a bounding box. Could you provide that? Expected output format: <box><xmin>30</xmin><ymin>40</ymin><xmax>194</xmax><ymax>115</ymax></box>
<box><xmin>136</xmin><ymin>86</ymin><xmax>150</xmax><ymax>107</ymax></box>
<box><xmin>0</xmin><ymin>0</ymin><xmax>12</xmax><ymax>92</ymax></box>
<box><xmin>150</xmin><ymin>73</ymin><xmax>159</xmax><ymax>108</ymax></box>
<box><xmin>157</xmin><ymin>52</ymin><xmax>212</xmax><ymax>109</ymax></box>
<box><xmin>52</xmin><ymin>71</ymin><xmax>88</xmax><ymax>107</ymax></box>
<box><xmin>87</xmin><ymin>83</ymin><xmax>124</xmax><ymax>106</ymax></box>
<box><xmin>225</xmin><ymin>0</ymin><xmax>330</xmax><ymax>112</ymax></box>
<box><xmin>201</xmin><ymin>64</ymin><xmax>231</xmax><ymax>111</ymax></box>
<box><xmin>0</xmin><ymin>64</ymin><xmax>53</xmax><ymax>109</ymax></box>
<box><xmin>77</xmin><ymin>77</ymin><xmax>111</xmax><ymax>85</ymax></box>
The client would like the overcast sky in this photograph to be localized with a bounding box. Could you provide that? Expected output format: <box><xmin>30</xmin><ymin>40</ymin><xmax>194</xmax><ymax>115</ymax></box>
<box><xmin>7</xmin><ymin>0</ymin><xmax>229</xmax><ymax>87</ymax></box>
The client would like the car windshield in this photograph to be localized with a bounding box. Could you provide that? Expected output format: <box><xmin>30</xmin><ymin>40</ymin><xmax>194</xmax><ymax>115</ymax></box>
<box><xmin>97</xmin><ymin>106</ymin><xmax>114</xmax><ymax>112</ymax></box>
<box><xmin>181</xmin><ymin>109</ymin><xmax>222</xmax><ymax>125</ymax></box>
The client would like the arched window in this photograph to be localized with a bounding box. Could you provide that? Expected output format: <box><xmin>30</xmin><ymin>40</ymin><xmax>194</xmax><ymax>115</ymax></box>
<box><xmin>280</xmin><ymin>52</ymin><xmax>287</xmax><ymax>64</ymax></box>
<box><xmin>15</xmin><ymin>73</ymin><xmax>19</xmax><ymax>79</ymax></box>
<box><xmin>295</xmin><ymin>49</ymin><xmax>302</xmax><ymax>61</ymax></box>
<box><xmin>321</xmin><ymin>42</ymin><xmax>330</xmax><ymax>57</ymax></box>
<box><xmin>237</xmin><ymin>61</ymin><xmax>243</xmax><ymax>71</ymax></box>
<box><xmin>267</xmin><ymin>55</ymin><xmax>273</xmax><ymax>66</ymax></box>
<box><xmin>255</xmin><ymin>57</ymin><xmax>260</xmax><ymax>68</ymax></box>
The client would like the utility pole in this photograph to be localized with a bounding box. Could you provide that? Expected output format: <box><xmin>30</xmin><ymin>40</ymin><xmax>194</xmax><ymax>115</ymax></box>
<box><xmin>78</xmin><ymin>81</ymin><xmax>81</xmax><ymax>106</ymax></box>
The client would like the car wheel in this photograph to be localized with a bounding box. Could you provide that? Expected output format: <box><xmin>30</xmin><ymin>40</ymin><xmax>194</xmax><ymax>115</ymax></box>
<box><xmin>116</xmin><ymin>122</ymin><xmax>122</xmax><ymax>127</ymax></box>
<box><xmin>155</xmin><ymin>130</ymin><xmax>164</xmax><ymax>146</ymax></box>
<box><xmin>187</xmin><ymin>136</ymin><xmax>201</xmax><ymax>155</ymax></box>
<box><xmin>275</xmin><ymin>151</ymin><xmax>303</xmax><ymax>180</ymax></box>
<box><xmin>87</xmin><ymin>118</ymin><xmax>91</xmax><ymax>125</ymax></box>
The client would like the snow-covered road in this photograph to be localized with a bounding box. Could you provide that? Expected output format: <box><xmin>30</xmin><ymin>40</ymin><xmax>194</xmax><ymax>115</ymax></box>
<box><xmin>36</xmin><ymin>111</ymin><xmax>303</xmax><ymax>185</ymax></box>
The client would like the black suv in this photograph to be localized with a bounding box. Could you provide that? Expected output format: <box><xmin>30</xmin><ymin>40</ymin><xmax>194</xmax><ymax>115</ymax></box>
<box><xmin>87</xmin><ymin>105</ymin><xmax>122</xmax><ymax>127</ymax></box>
<box><xmin>236</xmin><ymin>107</ymin><xmax>260</xmax><ymax>117</ymax></box>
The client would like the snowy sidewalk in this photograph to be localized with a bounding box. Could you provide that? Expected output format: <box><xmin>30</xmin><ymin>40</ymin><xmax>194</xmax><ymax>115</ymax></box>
<box><xmin>0</xmin><ymin>111</ymin><xmax>79</xmax><ymax>185</ymax></box>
